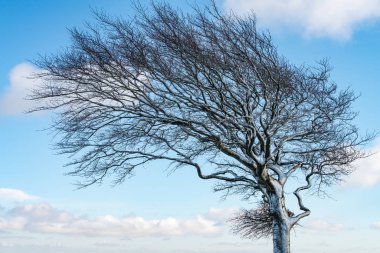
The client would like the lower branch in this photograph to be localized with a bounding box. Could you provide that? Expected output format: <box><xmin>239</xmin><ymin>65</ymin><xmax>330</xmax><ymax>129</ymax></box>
<box><xmin>230</xmin><ymin>201</ymin><xmax>272</xmax><ymax>239</ymax></box>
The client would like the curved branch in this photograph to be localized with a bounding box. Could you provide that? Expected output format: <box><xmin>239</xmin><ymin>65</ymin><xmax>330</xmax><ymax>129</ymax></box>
<box><xmin>291</xmin><ymin>172</ymin><xmax>313</xmax><ymax>224</ymax></box>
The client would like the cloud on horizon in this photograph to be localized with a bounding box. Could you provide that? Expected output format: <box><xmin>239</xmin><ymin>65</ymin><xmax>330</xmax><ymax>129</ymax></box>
<box><xmin>222</xmin><ymin>0</ymin><xmax>380</xmax><ymax>40</ymax></box>
<box><xmin>0</xmin><ymin>201</ymin><xmax>232</xmax><ymax>238</ymax></box>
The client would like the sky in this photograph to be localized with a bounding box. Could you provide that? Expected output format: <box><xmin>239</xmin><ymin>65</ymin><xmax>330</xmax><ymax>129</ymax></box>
<box><xmin>0</xmin><ymin>0</ymin><xmax>380</xmax><ymax>252</ymax></box>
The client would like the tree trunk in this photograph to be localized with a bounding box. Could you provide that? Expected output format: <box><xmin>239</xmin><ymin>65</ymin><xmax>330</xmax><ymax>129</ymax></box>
<box><xmin>272</xmin><ymin>218</ymin><xmax>291</xmax><ymax>253</ymax></box>
<box><xmin>269</xmin><ymin>187</ymin><xmax>291</xmax><ymax>253</ymax></box>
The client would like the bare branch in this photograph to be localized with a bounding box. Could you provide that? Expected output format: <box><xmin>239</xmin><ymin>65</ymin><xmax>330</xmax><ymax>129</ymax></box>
<box><xmin>230</xmin><ymin>201</ymin><xmax>273</xmax><ymax>239</ymax></box>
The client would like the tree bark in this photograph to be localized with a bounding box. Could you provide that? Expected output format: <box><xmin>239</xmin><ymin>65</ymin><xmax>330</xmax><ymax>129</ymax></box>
<box><xmin>272</xmin><ymin>218</ymin><xmax>291</xmax><ymax>253</ymax></box>
<box><xmin>269</xmin><ymin>185</ymin><xmax>291</xmax><ymax>253</ymax></box>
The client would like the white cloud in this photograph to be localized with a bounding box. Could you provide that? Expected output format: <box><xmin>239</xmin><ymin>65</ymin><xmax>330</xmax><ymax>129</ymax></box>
<box><xmin>371</xmin><ymin>221</ymin><xmax>380</xmax><ymax>229</ymax></box>
<box><xmin>304</xmin><ymin>219</ymin><xmax>345</xmax><ymax>231</ymax></box>
<box><xmin>222</xmin><ymin>0</ymin><xmax>380</xmax><ymax>40</ymax></box>
<box><xmin>0</xmin><ymin>203</ymin><xmax>229</xmax><ymax>238</ymax></box>
<box><xmin>205</xmin><ymin>207</ymin><xmax>237</xmax><ymax>223</ymax></box>
<box><xmin>342</xmin><ymin>138</ymin><xmax>380</xmax><ymax>188</ymax></box>
<box><xmin>0</xmin><ymin>63</ymin><xmax>42</xmax><ymax>116</ymax></box>
<box><xmin>0</xmin><ymin>188</ymin><xmax>38</xmax><ymax>202</ymax></box>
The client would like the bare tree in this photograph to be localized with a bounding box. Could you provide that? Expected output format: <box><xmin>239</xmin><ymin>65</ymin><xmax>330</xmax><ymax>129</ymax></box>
<box><xmin>30</xmin><ymin>2</ymin><xmax>371</xmax><ymax>253</ymax></box>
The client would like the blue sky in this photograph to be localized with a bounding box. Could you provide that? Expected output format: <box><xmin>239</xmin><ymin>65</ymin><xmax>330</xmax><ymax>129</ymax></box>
<box><xmin>0</xmin><ymin>0</ymin><xmax>380</xmax><ymax>252</ymax></box>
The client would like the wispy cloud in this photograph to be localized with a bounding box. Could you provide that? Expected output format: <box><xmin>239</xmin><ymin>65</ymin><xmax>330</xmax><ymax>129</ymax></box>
<box><xmin>205</xmin><ymin>208</ymin><xmax>237</xmax><ymax>223</ymax></box>
<box><xmin>371</xmin><ymin>221</ymin><xmax>380</xmax><ymax>229</ymax></box>
<box><xmin>342</xmin><ymin>138</ymin><xmax>380</xmax><ymax>188</ymax></box>
<box><xmin>0</xmin><ymin>201</ymin><xmax>231</xmax><ymax>238</ymax></box>
<box><xmin>0</xmin><ymin>188</ymin><xmax>39</xmax><ymax>202</ymax></box>
<box><xmin>222</xmin><ymin>0</ymin><xmax>380</xmax><ymax>40</ymax></box>
<box><xmin>303</xmin><ymin>219</ymin><xmax>345</xmax><ymax>231</ymax></box>
<box><xmin>0</xmin><ymin>63</ymin><xmax>42</xmax><ymax>116</ymax></box>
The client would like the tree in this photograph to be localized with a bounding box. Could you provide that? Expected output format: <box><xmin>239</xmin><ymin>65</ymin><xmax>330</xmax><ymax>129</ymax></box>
<box><xmin>30</xmin><ymin>2</ymin><xmax>371</xmax><ymax>253</ymax></box>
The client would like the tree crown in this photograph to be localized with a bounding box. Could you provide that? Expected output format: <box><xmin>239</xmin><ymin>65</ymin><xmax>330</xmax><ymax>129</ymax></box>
<box><xmin>31</xmin><ymin>2</ymin><xmax>370</xmax><ymax>235</ymax></box>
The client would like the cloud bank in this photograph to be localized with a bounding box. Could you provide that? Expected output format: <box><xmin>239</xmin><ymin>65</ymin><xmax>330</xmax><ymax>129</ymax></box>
<box><xmin>222</xmin><ymin>0</ymin><xmax>380</xmax><ymax>40</ymax></box>
<box><xmin>0</xmin><ymin>201</ymin><xmax>232</xmax><ymax>238</ymax></box>
<box><xmin>0</xmin><ymin>189</ymin><xmax>235</xmax><ymax>238</ymax></box>
<box><xmin>0</xmin><ymin>63</ymin><xmax>42</xmax><ymax>116</ymax></box>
